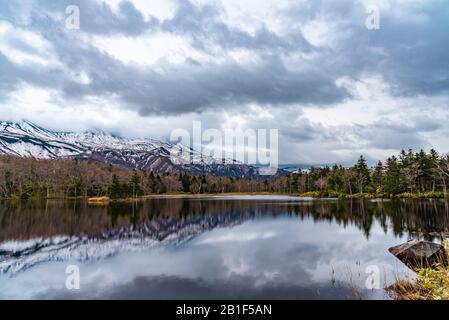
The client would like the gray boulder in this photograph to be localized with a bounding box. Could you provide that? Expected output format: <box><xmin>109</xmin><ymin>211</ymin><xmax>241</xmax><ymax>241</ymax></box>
<box><xmin>389</xmin><ymin>240</ymin><xmax>448</xmax><ymax>272</ymax></box>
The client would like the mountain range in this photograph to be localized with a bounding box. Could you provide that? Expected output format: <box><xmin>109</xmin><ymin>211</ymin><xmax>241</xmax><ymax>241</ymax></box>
<box><xmin>0</xmin><ymin>120</ymin><xmax>283</xmax><ymax>178</ymax></box>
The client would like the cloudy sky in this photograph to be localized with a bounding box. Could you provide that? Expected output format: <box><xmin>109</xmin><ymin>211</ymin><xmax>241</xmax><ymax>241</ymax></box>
<box><xmin>0</xmin><ymin>0</ymin><xmax>448</xmax><ymax>165</ymax></box>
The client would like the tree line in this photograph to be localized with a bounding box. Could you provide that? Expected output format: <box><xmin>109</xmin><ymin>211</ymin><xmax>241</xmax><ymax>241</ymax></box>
<box><xmin>0</xmin><ymin>148</ymin><xmax>449</xmax><ymax>199</ymax></box>
<box><xmin>294</xmin><ymin>149</ymin><xmax>449</xmax><ymax>197</ymax></box>
<box><xmin>0</xmin><ymin>155</ymin><xmax>277</xmax><ymax>199</ymax></box>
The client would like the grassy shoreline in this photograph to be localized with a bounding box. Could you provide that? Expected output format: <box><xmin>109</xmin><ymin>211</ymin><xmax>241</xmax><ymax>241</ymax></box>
<box><xmin>387</xmin><ymin>243</ymin><xmax>449</xmax><ymax>300</ymax></box>
<box><xmin>2</xmin><ymin>191</ymin><xmax>448</xmax><ymax>202</ymax></box>
<box><xmin>300</xmin><ymin>191</ymin><xmax>448</xmax><ymax>199</ymax></box>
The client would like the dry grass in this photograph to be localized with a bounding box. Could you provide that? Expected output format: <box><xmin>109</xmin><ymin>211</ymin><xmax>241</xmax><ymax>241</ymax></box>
<box><xmin>386</xmin><ymin>279</ymin><xmax>434</xmax><ymax>300</ymax></box>
<box><xmin>387</xmin><ymin>241</ymin><xmax>449</xmax><ymax>300</ymax></box>
<box><xmin>87</xmin><ymin>196</ymin><xmax>110</xmax><ymax>203</ymax></box>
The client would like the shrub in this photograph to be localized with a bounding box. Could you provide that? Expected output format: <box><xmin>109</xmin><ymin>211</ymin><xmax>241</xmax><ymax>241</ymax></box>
<box><xmin>301</xmin><ymin>191</ymin><xmax>321</xmax><ymax>198</ymax></box>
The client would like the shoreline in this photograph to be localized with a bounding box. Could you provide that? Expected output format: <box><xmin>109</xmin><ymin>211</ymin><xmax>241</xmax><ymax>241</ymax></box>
<box><xmin>2</xmin><ymin>191</ymin><xmax>448</xmax><ymax>202</ymax></box>
<box><xmin>88</xmin><ymin>192</ymin><xmax>303</xmax><ymax>203</ymax></box>
<box><xmin>88</xmin><ymin>191</ymin><xmax>449</xmax><ymax>202</ymax></box>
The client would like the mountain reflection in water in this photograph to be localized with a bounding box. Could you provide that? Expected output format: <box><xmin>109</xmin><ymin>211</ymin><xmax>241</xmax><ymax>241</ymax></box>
<box><xmin>1</xmin><ymin>197</ymin><xmax>449</xmax><ymax>242</ymax></box>
<box><xmin>0</xmin><ymin>196</ymin><xmax>448</xmax><ymax>299</ymax></box>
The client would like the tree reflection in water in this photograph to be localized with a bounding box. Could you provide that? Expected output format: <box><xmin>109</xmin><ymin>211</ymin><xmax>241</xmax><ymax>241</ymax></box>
<box><xmin>1</xmin><ymin>198</ymin><xmax>448</xmax><ymax>242</ymax></box>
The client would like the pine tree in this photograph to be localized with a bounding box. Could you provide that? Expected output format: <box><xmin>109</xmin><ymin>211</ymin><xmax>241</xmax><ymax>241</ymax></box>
<box><xmin>109</xmin><ymin>174</ymin><xmax>122</xmax><ymax>199</ymax></box>
<box><xmin>328</xmin><ymin>164</ymin><xmax>344</xmax><ymax>193</ymax></box>
<box><xmin>384</xmin><ymin>156</ymin><xmax>401</xmax><ymax>196</ymax></box>
<box><xmin>353</xmin><ymin>155</ymin><xmax>370</xmax><ymax>193</ymax></box>
<box><xmin>130</xmin><ymin>171</ymin><xmax>141</xmax><ymax>198</ymax></box>
<box><xmin>372</xmin><ymin>161</ymin><xmax>384</xmax><ymax>192</ymax></box>
<box><xmin>415</xmin><ymin>149</ymin><xmax>433</xmax><ymax>192</ymax></box>
<box><xmin>180</xmin><ymin>173</ymin><xmax>191</xmax><ymax>193</ymax></box>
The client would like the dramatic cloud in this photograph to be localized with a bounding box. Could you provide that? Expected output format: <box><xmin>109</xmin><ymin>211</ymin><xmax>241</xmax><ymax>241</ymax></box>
<box><xmin>0</xmin><ymin>0</ymin><xmax>448</xmax><ymax>165</ymax></box>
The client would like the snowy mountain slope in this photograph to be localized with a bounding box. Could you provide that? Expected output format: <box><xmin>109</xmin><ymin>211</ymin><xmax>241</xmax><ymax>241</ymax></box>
<box><xmin>0</xmin><ymin>121</ymin><xmax>84</xmax><ymax>158</ymax></box>
<box><xmin>0</xmin><ymin>120</ymin><xmax>282</xmax><ymax>178</ymax></box>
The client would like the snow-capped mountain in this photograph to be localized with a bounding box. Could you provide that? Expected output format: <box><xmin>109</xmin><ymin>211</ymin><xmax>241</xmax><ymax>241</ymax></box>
<box><xmin>0</xmin><ymin>120</ymin><xmax>280</xmax><ymax>178</ymax></box>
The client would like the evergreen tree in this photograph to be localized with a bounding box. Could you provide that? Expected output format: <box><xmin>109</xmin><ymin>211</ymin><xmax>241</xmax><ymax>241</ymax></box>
<box><xmin>372</xmin><ymin>161</ymin><xmax>384</xmax><ymax>191</ymax></box>
<box><xmin>180</xmin><ymin>173</ymin><xmax>191</xmax><ymax>193</ymax></box>
<box><xmin>328</xmin><ymin>164</ymin><xmax>344</xmax><ymax>193</ymax></box>
<box><xmin>429</xmin><ymin>149</ymin><xmax>439</xmax><ymax>192</ymax></box>
<box><xmin>415</xmin><ymin>149</ymin><xmax>433</xmax><ymax>192</ymax></box>
<box><xmin>109</xmin><ymin>174</ymin><xmax>123</xmax><ymax>199</ymax></box>
<box><xmin>384</xmin><ymin>156</ymin><xmax>401</xmax><ymax>195</ymax></box>
<box><xmin>130</xmin><ymin>171</ymin><xmax>141</xmax><ymax>198</ymax></box>
<box><xmin>353</xmin><ymin>155</ymin><xmax>370</xmax><ymax>193</ymax></box>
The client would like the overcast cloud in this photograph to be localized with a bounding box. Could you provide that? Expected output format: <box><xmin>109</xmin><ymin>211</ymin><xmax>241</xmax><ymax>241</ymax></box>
<box><xmin>0</xmin><ymin>0</ymin><xmax>448</xmax><ymax>165</ymax></box>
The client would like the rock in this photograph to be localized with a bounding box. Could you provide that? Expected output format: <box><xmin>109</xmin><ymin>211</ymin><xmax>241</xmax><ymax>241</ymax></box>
<box><xmin>389</xmin><ymin>240</ymin><xmax>448</xmax><ymax>272</ymax></box>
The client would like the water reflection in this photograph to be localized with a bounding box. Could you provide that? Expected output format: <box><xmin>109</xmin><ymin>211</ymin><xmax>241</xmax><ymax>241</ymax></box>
<box><xmin>1</xmin><ymin>197</ymin><xmax>449</xmax><ymax>242</ymax></box>
<box><xmin>0</xmin><ymin>196</ymin><xmax>448</xmax><ymax>299</ymax></box>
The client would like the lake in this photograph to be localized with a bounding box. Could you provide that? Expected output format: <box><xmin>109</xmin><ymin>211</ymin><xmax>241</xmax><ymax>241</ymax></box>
<box><xmin>1</xmin><ymin>195</ymin><xmax>448</xmax><ymax>299</ymax></box>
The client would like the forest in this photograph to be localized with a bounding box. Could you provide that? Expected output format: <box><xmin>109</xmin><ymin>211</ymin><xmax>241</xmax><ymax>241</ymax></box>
<box><xmin>0</xmin><ymin>148</ymin><xmax>449</xmax><ymax>199</ymax></box>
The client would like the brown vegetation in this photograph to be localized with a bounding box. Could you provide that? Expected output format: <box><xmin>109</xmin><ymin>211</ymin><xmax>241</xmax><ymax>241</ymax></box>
<box><xmin>0</xmin><ymin>155</ymin><xmax>292</xmax><ymax>199</ymax></box>
<box><xmin>387</xmin><ymin>242</ymin><xmax>449</xmax><ymax>300</ymax></box>
<box><xmin>1</xmin><ymin>147</ymin><xmax>449</xmax><ymax>200</ymax></box>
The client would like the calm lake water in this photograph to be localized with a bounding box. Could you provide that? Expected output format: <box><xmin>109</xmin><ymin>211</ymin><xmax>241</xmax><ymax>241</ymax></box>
<box><xmin>1</xmin><ymin>195</ymin><xmax>449</xmax><ymax>300</ymax></box>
